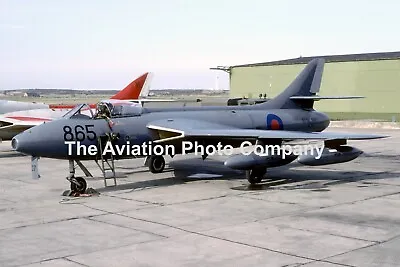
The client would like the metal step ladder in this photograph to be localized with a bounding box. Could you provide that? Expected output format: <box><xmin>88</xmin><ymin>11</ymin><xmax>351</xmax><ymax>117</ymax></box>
<box><xmin>96</xmin><ymin>134</ymin><xmax>117</xmax><ymax>187</ymax></box>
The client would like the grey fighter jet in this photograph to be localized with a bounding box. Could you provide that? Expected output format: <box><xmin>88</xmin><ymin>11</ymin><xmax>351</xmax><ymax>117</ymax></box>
<box><xmin>12</xmin><ymin>58</ymin><xmax>387</xmax><ymax>193</ymax></box>
<box><xmin>0</xmin><ymin>100</ymin><xmax>48</xmax><ymax>114</ymax></box>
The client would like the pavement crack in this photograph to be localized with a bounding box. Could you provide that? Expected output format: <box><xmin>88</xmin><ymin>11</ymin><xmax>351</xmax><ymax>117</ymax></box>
<box><xmin>315</xmin><ymin>231</ymin><xmax>400</xmax><ymax>265</ymax></box>
<box><xmin>15</xmin><ymin>239</ymin><xmax>158</xmax><ymax>267</ymax></box>
<box><xmin>114</xmin><ymin>211</ymin><xmax>353</xmax><ymax>266</ymax></box>
<box><xmin>317</xmin><ymin>191</ymin><xmax>400</xmax><ymax>210</ymax></box>
<box><xmin>63</xmin><ymin>257</ymin><xmax>91</xmax><ymax>267</ymax></box>
<box><xmin>238</xmin><ymin>190</ymin><xmax>400</xmax><ymax>225</ymax></box>
<box><xmin>79</xmin><ymin>203</ymin><xmax>168</xmax><ymax>238</ymax></box>
<box><xmin>103</xmin><ymin>194</ymin><xmax>164</xmax><ymax>206</ymax></box>
<box><xmin>278</xmin><ymin>224</ymin><xmax>378</xmax><ymax>243</ymax></box>
<box><xmin>106</xmin><ymin>193</ymin><xmax>231</xmax><ymax>208</ymax></box>
<box><xmin>87</xmin><ymin>216</ymin><xmax>167</xmax><ymax>238</ymax></box>
<box><xmin>0</xmin><ymin>214</ymin><xmax>107</xmax><ymax>232</ymax></box>
<box><xmin>236</xmin><ymin>194</ymin><xmax>299</xmax><ymax>205</ymax></box>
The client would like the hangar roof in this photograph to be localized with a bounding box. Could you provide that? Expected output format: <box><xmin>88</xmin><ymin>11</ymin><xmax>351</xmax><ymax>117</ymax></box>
<box><xmin>230</xmin><ymin>51</ymin><xmax>400</xmax><ymax>68</ymax></box>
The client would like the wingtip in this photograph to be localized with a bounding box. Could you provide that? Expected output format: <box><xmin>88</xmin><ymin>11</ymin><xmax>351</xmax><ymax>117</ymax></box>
<box><xmin>360</xmin><ymin>134</ymin><xmax>390</xmax><ymax>140</ymax></box>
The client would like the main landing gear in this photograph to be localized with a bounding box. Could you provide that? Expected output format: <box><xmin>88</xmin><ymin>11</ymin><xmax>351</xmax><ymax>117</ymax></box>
<box><xmin>245</xmin><ymin>167</ymin><xmax>267</xmax><ymax>184</ymax></box>
<box><xmin>145</xmin><ymin>155</ymin><xmax>166</xmax><ymax>173</ymax></box>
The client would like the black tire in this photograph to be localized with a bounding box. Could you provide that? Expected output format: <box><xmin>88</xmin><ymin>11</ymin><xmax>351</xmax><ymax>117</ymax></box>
<box><xmin>70</xmin><ymin>177</ymin><xmax>87</xmax><ymax>194</ymax></box>
<box><xmin>149</xmin><ymin>156</ymin><xmax>165</xmax><ymax>173</ymax></box>
<box><xmin>246</xmin><ymin>167</ymin><xmax>266</xmax><ymax>184</ymax></box>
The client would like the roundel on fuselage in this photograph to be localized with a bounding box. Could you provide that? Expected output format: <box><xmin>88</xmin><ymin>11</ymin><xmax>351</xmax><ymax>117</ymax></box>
<box><xmin>266</xmin><ymin>114</ymin><xmax>283</xmax><ymax>130</ymax></box>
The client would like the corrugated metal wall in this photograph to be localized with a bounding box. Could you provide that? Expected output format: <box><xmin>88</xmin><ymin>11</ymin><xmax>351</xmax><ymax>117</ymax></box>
<box><xmin>230</xmin><ymin>60</ymin><xmax>400</xmax><ymax>120</ymax></box>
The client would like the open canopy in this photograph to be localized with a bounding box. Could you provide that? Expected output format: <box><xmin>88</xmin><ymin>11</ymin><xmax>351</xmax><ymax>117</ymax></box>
<box><xmin>62</xmin><ymin>104</ymin><xmax>94</xmax><ymax>119</ymax></box>
<box><xmin>62</xmin><ymin>100</ymin><xmax>143</xmax><ymax>120</ymax></box>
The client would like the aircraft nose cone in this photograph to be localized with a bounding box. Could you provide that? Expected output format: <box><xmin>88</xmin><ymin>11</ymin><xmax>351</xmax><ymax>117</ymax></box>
<box><xmin>12</xmin><ymin>131</ymin><xmax>32</xmax><ymax>155</ymax></box>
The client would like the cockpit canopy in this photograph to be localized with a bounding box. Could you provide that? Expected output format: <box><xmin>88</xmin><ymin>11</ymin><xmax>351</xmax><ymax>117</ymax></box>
<box><xmin>62</xmin><ymin>104</ymin><xmax>94</xmax><ymax>119</ymax></box>
<box><xmin>109</xmin><ymin>100</ymin><xmax>143</xmax><ymax>117</ymax></box>
<box><xmin>62</xmin><ymin>100</ymin><xmax>143</xmax><ymax>120</ymax></box>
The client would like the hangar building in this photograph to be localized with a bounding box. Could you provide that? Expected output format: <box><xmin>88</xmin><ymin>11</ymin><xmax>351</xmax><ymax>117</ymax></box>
<box><xmin>217</xmin><ymin>52</ymin><xmax>400</xmax><ymax>120</ymax></box>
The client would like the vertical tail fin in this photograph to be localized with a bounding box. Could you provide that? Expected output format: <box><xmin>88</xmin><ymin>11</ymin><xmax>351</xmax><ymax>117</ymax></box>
<box><xmin>255</xmin><ymin>58</ymin><xmax>325</xmax><ymax>109</ymax></box>
<box><xmin>139</xmin><ymin>72</ymin><xmax>153</xmax><ymax>98</ymax></box>
<box><xmin>110</xmin><ymin>72</ymin><xmax>151</xmax><ymax>100</ymax></box>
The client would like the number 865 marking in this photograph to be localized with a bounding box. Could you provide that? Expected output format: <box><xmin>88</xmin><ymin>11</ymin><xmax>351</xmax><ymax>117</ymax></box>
<box><xmin>63</xmin><ymin>125</ymin><xmax>97</xmax><ymax>141</ymax></box>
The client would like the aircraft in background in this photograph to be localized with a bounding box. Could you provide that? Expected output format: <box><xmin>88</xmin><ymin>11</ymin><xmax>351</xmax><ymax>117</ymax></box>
<box><xmin>227</xmin><ymin>97</ymin><xmax>269</xmax><ymax>106</ymax></box>
<box><xmin>0</xmin><ymin>72</ymin><xmax>151</xmax><ymax>114</ymax></box>
<box><xmin>0</xmin><ymin>72</ymin><xmax>152</xmax><ymax>140</ymax></box>
<box><xmin>0</xmin><ymin>100</ymin><xmax>48</xmax><ymax>115</ymax></box>
<box><xmin>12</xmin><ymin>59</ymin><xmax>387</xmax><ymax>193</ymax></box>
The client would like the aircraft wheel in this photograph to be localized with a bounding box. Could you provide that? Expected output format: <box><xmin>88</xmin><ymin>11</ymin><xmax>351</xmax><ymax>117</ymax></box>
<box><xmin>246</xmin><ymin>167</ymin><xmax>266</xmax><ymax>184</ymax></box>
<box><xmin>149</xmin><ymin>155</ymin><xmax>165</xmax><ymax>173</ymax></box>
<box><xmin>70</xmin><ymin>177</ymin><xmax>87</xmax><ymax>194</ymax></box>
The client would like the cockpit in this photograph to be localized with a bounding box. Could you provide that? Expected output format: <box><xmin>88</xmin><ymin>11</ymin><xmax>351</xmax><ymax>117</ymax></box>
<box><xmin>107</xmin><ymin>100</ymin><xmax>143</xmax><ymax>118</ymax></box>
<box><xmin>62</xmin><ymin>104</ymin><xmax>94</xmax><ymax>119</ymax></box>
<box><xmin>62</xmin><ymin>100</ymin><xmax>143</xmax><ymax>120</ymax></box>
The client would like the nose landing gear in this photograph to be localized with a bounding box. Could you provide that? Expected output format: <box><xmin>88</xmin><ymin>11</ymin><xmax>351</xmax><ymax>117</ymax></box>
<box><xmin>68</xmin><ymin>176</ymin><xmax>87</xmax><ymax>194</ymax></box>
<box><xmin>65</xmin><ymin>159</ymin><xmax>91</xmax><ymax>196</ymax></box>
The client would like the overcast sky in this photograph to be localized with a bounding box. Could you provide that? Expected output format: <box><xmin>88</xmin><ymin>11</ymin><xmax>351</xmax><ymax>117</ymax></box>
<box><xmin>1</xmin><ymin>0</ymin><xmax>400</xmax><ymax>90</ymax></box>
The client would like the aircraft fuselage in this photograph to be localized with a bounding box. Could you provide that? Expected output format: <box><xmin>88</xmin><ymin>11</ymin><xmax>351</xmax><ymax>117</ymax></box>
<box><xmin>12</xmin><ymin>107</ymin><xmax>330</xmax><ymax>160</ymax></box>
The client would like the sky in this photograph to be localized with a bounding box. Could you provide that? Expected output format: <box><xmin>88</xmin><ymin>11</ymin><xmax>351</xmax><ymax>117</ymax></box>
<box><xmin>1</xmin><ymin>0</ymin><xmax>400</xmax><ymax>90</ymax></box>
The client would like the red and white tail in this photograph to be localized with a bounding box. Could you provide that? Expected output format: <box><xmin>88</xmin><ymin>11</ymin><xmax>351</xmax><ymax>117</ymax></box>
<box><xmin>110</xmin><ymin>72</ymin><xmax>153</xmax><ymax>100</ymax></box>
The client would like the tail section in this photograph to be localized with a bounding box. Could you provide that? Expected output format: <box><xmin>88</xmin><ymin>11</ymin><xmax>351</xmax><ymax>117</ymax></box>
<box><xmin>110</xmin><ymin>72</ymin><xmax>152</xmax><ymax>100</ymax></box>
<box><xmin>139</xmin><ymin>72</ymin><xmax>153</xmax><ymax>98</ymax></box>
<box><xmin>255</xmin><ymin>58</ymin><xmax>325</xmax><ymax>110</ymax></box>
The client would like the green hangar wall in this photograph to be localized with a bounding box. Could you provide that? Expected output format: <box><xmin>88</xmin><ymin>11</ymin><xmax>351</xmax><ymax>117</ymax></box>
<box><xmin>228</xmin><ymin>52</ymin><xmax>400</xmax><ymax>120</ymax></box>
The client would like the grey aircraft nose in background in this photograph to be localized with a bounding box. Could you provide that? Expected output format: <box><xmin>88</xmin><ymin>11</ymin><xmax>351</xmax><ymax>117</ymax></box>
<box><xmin>0</xmin><ymin>100</ymin><xmax>49</xmax><ymax>114</ymax></box>
<box><xmin>12</xmin><ymin>58</ymin><xmax>388</xmax><ymax>193</ymax></box>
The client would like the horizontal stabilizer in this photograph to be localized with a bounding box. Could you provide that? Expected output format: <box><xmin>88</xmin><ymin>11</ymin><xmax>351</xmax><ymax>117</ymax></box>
<box><xmin>290</xmin><ymin>96</ymin><xmax>364</xmax><ymax>101</ymax></box>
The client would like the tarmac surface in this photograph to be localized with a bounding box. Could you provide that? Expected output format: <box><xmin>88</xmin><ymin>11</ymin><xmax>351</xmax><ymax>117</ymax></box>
<box><xmin>0</xmin><ymin>127</ymin><xmax>399</xmax><ymax>267</ymax></box>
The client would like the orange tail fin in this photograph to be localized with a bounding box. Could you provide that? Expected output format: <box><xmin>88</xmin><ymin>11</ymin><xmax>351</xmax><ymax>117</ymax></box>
<box><xmin>110</xmin><ymin>72</ymin><xmax>150</xmax><ymax>100</ymax></box>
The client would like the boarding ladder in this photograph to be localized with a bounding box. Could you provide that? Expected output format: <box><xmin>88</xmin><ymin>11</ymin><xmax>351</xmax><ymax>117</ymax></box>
<box><xmin>96</xmin><ymin>134</ymin><xmax>117</xmax><ymax>187</ymax></box>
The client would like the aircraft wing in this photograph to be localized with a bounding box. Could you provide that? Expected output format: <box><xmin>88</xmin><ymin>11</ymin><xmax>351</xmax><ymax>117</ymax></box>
<box><xmin>0</xmin><ymin>116</ymin><xmax>49</xmax><ymax>140</ymax></box>
<box><xmin>120</xmin><ymin>98</ymin><xmax>201</xmax><ymax>103</ymax></box>
<box><xmin>126</xmin><ymin>99</ymin><xmax>178</xmax><ymax>103</ymax></box>
<box><xmin>147</xmin><ymin>118</ymin><xmax>388</xmax><ymax>143</ymax></box>
<box><xmin>0</xmin><ymin>110</ymin><xmax>58</xmax><ymax>140</ymax></box>
<box><xmin>0</xmin><ymin>116</ymin><xmax>50</xmax><ymax>127</ymax></box>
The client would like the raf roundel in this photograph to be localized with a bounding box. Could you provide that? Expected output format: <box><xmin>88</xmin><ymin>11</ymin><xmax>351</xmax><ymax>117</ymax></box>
<box><xmin>266</xmin><ymin>114</ymin><xmax>284</xmax><ymax>130</ymax></box>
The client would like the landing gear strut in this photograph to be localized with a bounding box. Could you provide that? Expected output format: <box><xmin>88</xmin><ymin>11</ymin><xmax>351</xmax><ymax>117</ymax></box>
<box><xmin>246</xmin><ymin>167</ymin><xmax>266</xmax><ymax>184</ymax></box>
<box><xmin>146</xmin><ymin>155</ymin><xmax>165</xmax><ymax>173</ymax></box>
<box><xmin>66</xmin><ymin>160</ymin><xmax>88</xmax><ymax>194</ymax></box>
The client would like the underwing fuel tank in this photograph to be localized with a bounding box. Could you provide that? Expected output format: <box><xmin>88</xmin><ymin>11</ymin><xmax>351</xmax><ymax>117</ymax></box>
<box><xmin>298</xmin><ymin>146</ymin><xmax>363</xmax><ymax>166</ymax></box>
<box><xmin>224</xmin><ymin>152</ymin><xmax>298</xmax><ymax>170</ymax></box>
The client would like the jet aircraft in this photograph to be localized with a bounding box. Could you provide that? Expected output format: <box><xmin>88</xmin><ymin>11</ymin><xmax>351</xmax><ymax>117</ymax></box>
<box><xmin>0</xmin><ymin>72</ymin><xmax>151</xmax><ymax>114</ymax></box>
<box><xmin>12</xmin><ymin>59</ymin><xmax>387</xmax><ymax>193</ymax></box>
<box><xmin>0</xmin><ymin>99</ymin><xmax>48</xmax><ymax>115</ymax></box>
<box><xmin>0</xmin><ymin>72</ymin><xmax>152</xmax><ymax>140</ymax></box>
